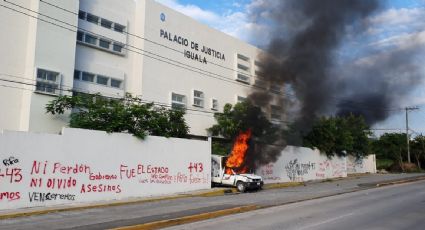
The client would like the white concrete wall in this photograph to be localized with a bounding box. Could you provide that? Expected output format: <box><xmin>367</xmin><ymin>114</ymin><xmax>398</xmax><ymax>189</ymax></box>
<box><xmin>0</xmin><ymin>128</ymin><xmax>211</xmax><ymax>211</ymax></box>
<box><xmin>28</xmin><ymin>0</ymin><xmax>79</xmax><ymax>133</ymax></box>
<box><xmin>0</xmin><ymin>0</ymin><xmax>35</xmax><ymax>131</ymax></box>
<box><xmin>256</xmin><ymin>146</ymin><xmax>348</xmax><ymax>183</ymax></box>
<box><xmin>347</xmin><ymin>155</ymin><xmax>377</xmax><ymax>174</ymax></box>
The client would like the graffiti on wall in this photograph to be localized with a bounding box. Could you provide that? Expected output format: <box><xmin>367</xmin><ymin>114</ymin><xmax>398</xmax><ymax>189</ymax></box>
<box><xmin>0</xmin><ymin>156</ymin><xmax>22</xmax><ymax>202</ymax></box>
<box><xmin>316</xmin><ymin>160</ymin><xmax>330</xmax><ymax>179</ymax></box>
<box><xmin>1</xmin><ymin>157</ymin><xmax>209</xmax><ymax>205</ymax></box>
<box><xmin>260</xmin><ymin>163</ymin><xmax>281</xmax><ymax>181</ymax></box>
<box><xmin>285</xmin><ymin>159</ymin><xmax>316</xmax><ymax>182</ymax></box>
<box><xmin>0</xmin><ymin>128</ymin><xmax>211</xmax><ymax>211</ymax></box>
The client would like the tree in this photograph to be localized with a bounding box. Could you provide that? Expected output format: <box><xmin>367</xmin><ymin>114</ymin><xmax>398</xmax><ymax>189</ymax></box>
<box><xmin>207</xmin><ymin>102</ymin><xmax>281</xmax><ymax>157</ymax></box>
<box><xmin>371</xmin><ymin>133</ymin><xmax>407</xmax><ymax>170</ymax></box>
<box><xmin>46</xmin><ymin>93</ymin><xmax>189</xmax><ymax>139</ymax></box>
<box><xmin>411</xmin><ymin>135</ymin><xmax>425</xmax><ymax>169</ymax></box>
<box><xmin>303</xmin><ymin>115</ymin><xmax>371</xmax><ymax>158</ymax></box>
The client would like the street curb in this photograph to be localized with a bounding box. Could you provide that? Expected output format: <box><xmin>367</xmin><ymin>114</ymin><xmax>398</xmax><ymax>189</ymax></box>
<box><xmin>263</xmin><ymin>182</ymin><xmax>304</xmax><ymax>190</ymax></box>
<box><xmin>374</xmin><ymin>176</ymin><xmax>425</xmax><ymax>187</ymax></box>
<box><xmin>358</xmin><ymin>175</ymin><xmax>425</xmax><ymax>188</ymax></box>
<box><xmin>113</xmin><ymin>205</ymin><xmax>259</xmax><ymax>230</ymax></box>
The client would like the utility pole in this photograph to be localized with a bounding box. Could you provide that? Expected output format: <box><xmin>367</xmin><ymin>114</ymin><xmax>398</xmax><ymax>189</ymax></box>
<box><xmin>405</xmin><ymin>106</ymin><xmax>419</xmax><ymax>163</ymax></box>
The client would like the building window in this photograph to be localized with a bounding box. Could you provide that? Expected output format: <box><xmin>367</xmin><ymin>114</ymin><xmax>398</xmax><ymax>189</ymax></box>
<box><xmin>193</xmin><ymin>90</ymin><xmax>204</xmax><ymax>108</ymax></box>
<box><xmin>36</xmin><ymin>69</ymin><xmax>60</xmax><ymax>95</ymax></box>
<box><xmin>77</xmin><ymin>31</ymin><xmax>124</xmax><ymax>55</ymax></box>
<box><xmin>114</xmin><ymin>23</ymin><xmax>125</xmax><ymax>33</ymax></box>
<box><xmin>82</xmin><ymin>72</ymin><xmax>95</xmax><ymax>82</ymax></box>
<box><xmin>172</xmin><ymin>93</ymin><xmax>186</xmax><ymax>109</ymax></box>
<box><xmin>237</xmin><ymin>54</ymin><xmax>250</xmax><ymax>62</ymax></box>
<box><xmin>75</xmin><ymin>69</ymin><xmax>123</xmax><ymax>89</ymax></box>
<box><xmin>84</xmin><ymin>34</ymin><xmax>97</xmax><ymax>45</ymax></box>
<box><xmin>100</xmin><ymin>19</ymin><xmax>112</xmax><ymax>29</ymax></box>
<box><xmin>110</xmin><ymin>79</ymin><xmax>122</xmax><ymax>89</ymax></box>
<box><xmin>236</xmin><ymin>73</ymin><xmax>250</xmax><ymax>84</ymax></box>
<box><xmin>99</xmin><ymin>39</ymin><xmax>111</xmax><ymax>49</ymax></box>
<box><xmin>237</xmin><ymin>64</ymin><xmax>250</xmax><ymax>71</ymax></box>
<box><xmin>78</xmin><ymin>10</ymin><xmax>86</xmax><ymax>20</ymax></box>
<box><xmin>77</xmin><ymin>31</ymin><xmax>84</xmax><ymax>41</ymax></box>
<box><xmin>86</xmin><ymin>13</ymin><xmax>99</xmax><ymax>24</ymax></box>
<box><xmin>113</xmin><ymin>43</ymin><xmax>124</xmax><ymax>53</ymax></box>
<box><xmin>254</xmin><ymin>78</ymin><xmax>267</xmax><ymax>89</ymax></box>
<box><xmin>97</xmin><ymin>75</ymin><xmax>109</xmax><ymax>85</ymax></box>
<box><xmin>270</xmin><ymin>105</ymin><xmax>282</xmax><ymax>120</ymax></box>
<box><xmin>211</xmin><ymin>99</ymin><xmax>218</xmax><ymax>111</ymax></box>
<box><xmin>79</xmin><ymin>11</ymin><xmax>126</xmax><ymax>34</ymax></box>
<box><xmin>237</xmin><ymin>96</ymin><xmax>247</xmax><ymax>103</ymax></box>
<box><xmin>74</xmin><ymin>70</ymin><xmax>81</xmax><ymax>80</ymax></box>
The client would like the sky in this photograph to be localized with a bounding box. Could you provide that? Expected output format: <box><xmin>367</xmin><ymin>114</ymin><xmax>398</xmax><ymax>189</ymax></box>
<box><xmin>156</xmin><ymin>0</ymin><xmax>425</xmax><ymax>137</ymax></box>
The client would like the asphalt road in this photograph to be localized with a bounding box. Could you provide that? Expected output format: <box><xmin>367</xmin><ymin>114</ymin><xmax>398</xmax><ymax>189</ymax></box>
<box><xmin>166</xmin><ymin>180</ymin><xmax>425</xmax><ymax>230</ymax></box>
<box><xmin>0</xmin><ymin>174</ymin><xmax>424</xmax><ymax>230</ymax></box>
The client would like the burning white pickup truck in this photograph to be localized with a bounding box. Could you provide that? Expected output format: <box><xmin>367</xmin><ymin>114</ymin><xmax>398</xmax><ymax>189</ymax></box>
<box><xmin>211</xmin><ymin>154</ymin><xmax>263</xmax><ymax>192</ymax></box>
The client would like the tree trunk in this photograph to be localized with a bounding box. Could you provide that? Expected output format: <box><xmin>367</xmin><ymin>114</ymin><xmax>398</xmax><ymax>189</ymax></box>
<box><xmin>399</xmin><ymin>151</ymin><xmax>404</xmax><ymax>172</ymax></box>
<box><xmin>415</xmin><ymin>153</ymin><xmax>421</xmax><ymax>169</ymax></box>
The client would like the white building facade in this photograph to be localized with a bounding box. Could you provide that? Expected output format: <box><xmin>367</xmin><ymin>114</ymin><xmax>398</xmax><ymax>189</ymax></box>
<box><xmin>0</xmin><ymin>0</ymin><xmax>282</xmax><ymax>136</ymax></box>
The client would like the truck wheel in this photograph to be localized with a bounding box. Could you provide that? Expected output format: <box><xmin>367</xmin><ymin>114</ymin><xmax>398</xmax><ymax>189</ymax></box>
<box><xmin>236</xmin><ymin>182</ymin><xmax>246</xmax><ymax>193</ymax></box>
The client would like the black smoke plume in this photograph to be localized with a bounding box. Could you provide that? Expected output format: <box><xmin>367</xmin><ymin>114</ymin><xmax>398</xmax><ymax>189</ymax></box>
<box><xmin>246</xmin><ymin>0</ymin><xmax>424</xmax><ymax>165</ymax></box>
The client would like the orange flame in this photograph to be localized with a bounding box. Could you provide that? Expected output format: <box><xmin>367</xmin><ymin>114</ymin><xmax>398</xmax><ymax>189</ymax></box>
<box><xmin>225</xmin><ymin>129</ymin><xmax>252</xmax><ymax>174</ymax></box>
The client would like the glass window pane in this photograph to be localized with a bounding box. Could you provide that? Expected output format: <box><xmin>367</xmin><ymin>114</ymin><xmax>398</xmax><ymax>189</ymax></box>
<box><xmin>46</xmin><ymin>72</ymin><xmax>57</xmax><ymax>82</ymax></box>
<box><xmin>97</xmin><ymin>75</ymin><xmax>109</xmax><ymax>85</ymax></box>
<box><xmin>45</xmin><ymin>84</ymin><xmax>55</xmax><ymax>93</ymax></box>
<box><xmin>100</xmin><ymin>19</ymin><xmax>112</xmax><ymax>29</ymax></box>
<box><xmin>78</xmin><ymin>10</ymin><xmax>86</xmax><ymax>20</ymax></box>
<box><xmin>111</xmin><ymin>79</ymin><xmax>122</xmax><ymax>88</ymax></box>
<box><xmin>172</xmin><ymin>93</ymin><xmax>183</xmax><ymax>102</ymax></box>
<box><xmin>237</xmin><ymin>96</ymin><xmax>246</xmax><ymax>103</ymax></box>
<box><xmin>86</xmin><ymin>13</ymin><xmax>99</xmax><ymax>24</ymax></box>
<box><xmin>37</xmin><ymin>69</ymin><xmax>46</xmax><ymax>80</ymax></box>
<box><xmin>194</xmin><ymin>90</ymin><xmax>203</xmax><ymax>98</ymax></box>
<box><xmin>77</xmin><ymin>31</ymin><xmax>84</xmax><ymax>41</ymax></box>
<box><xmin>82</xmin><ymin>72</ymin><xmax>95</xmax><ymax>82</ymax></box>
<box><xmin>238</xmin><ymin>64</ymin><xmax>249</xmax><ymax>71</ymax></box>
<box><xmin>74</xmin><ymin>70</ymin><xmax>80</xmax><ymax>80</ymax></box>
<box><xmin>237</xmin><ymin>54</ymin><xmax>249</xmax><ymax>61</ymax></box>
<box><xmin>85</xmin><ymin>34</ymin><xmax>97</xmax><ymax>45</ymax></box>
<box><xmin>113</xmin><ymin>43</ymin><xmax>123</xmax><ymax>53</ymax></box>
<box><xmin>36</xmin><ymin>82</ymin><xmax>57</xmax><ymax>94</ymax></box>
<box><xmin>237</xmin><ymin>74</ymin><xmax>249</xmax><ymax>83</ymax></box>
<box><xmin>114</xmin><ymin>23</ymin><xmax>125</xmax><ymax>33</ymax></box>
<box><xmin>36</xmin><ymin>82</ymin><xmax>44</xmax><ymax>92</ymax></box>
<box><xmin>99</xmin><ymin>39</ymin><xmax>110</xmax><ymax>49</ymax></box>
<box><xmin>172</xmin><ymin>103</ymin><xmax>185</xmax><ymax>109</ymax></box>
<box><xmin>212</xmin><ymin>99</ymin><xmax>218</xmax><ymax>110</ymax></box>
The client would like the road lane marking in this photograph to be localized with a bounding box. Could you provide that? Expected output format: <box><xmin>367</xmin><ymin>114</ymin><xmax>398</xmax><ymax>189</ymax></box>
<box><xmin>297</xmin><ymin>212</ymin><xmax>354</xmax><ymax>230</ymax></box>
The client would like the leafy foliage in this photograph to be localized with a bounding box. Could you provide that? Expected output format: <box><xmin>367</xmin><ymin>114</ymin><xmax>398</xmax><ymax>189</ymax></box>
<box><xmin>410</xmin><ymin>135</ymin><xmax>425</xmax><ymax>169</ymax></box>
<box><xmin>303</xmin><ymin>114</ymin><xmax>371</xmax><ymax>158</ymax></box>
<box><xmin>46</xmin><ymin>93</ymin><xmax>189</xmax><ymax>139</ymax></box>
<box><xmin>370</xmin><ymin>132</ymin><xmax>406</xmax><ymax>168</ymax></box>
<box><xmin>207</xmin><ymin>102</ymin><xmax>280</xmax><ymax>155</ymax></box>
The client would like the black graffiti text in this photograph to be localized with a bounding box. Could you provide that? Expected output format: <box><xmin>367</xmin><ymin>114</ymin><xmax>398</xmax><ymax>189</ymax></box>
<box><xmin>28</xmin><ymin>192</ymin><xmax>76</xmax><ymax>202</ymax></box>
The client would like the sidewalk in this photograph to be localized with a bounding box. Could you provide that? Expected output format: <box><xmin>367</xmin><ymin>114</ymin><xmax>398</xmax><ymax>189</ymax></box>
<box><xmin>0</xmin><ymin>174</ymin><xmax>425</xmax><ymax>223</ymax></box>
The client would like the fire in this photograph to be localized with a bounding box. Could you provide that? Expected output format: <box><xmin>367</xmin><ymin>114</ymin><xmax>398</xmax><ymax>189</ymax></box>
<box><xmin>225</xmin><ymin>129</ymin><xmax>252</xmax><ymax>174</ymax></box>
